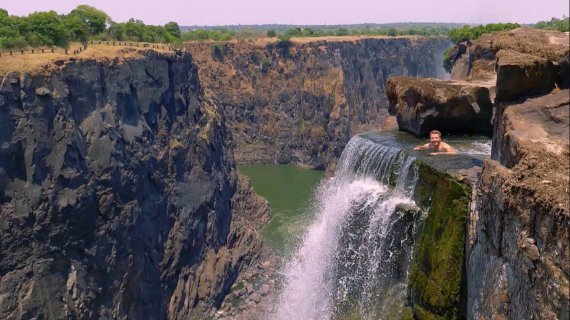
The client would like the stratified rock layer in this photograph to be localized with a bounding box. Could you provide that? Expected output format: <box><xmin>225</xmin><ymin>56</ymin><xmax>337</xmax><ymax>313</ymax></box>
<box><xmin>495</xmin><ymin>49</ymin><xmax>560</xmax><ymax>101</ymax></box>
<box><xmin>186</xmin><ymin>37</ymin><xmax>451</xmax><ymax>169</ymax></box>
<box><xmin>386</xmin><ymin>77</ymin><xmax>493</xmax><ymax>136</ymax></box>
<box><xmin>0</xmin><ymin>50</ymin><xmax>269</xmax><ymax>319</ymax></box>
<box><xmin>468</xmin><ymin>91</ymin><xmax>569</xmax><ymax>318</ymax></box>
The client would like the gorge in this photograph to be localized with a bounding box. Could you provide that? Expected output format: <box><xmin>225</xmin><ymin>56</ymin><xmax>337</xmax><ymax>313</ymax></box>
<box><xmin>0</xmin><ymin>28</ymin><xmax>568</xmax><ymax>320</ymax></box>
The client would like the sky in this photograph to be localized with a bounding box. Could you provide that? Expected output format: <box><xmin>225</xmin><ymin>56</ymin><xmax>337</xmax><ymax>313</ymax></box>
<box><xmin>1</xmin><ymin>0</ymin><xmax>568</xmax><ymax>26</ymax></box>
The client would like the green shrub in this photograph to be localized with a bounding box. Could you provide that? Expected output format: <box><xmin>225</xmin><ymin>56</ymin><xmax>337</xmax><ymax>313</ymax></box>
<box><xmin>535</xmin><ymin>16</ymin><xmax>569</xmax><ymax>32</ymax></box>
<box><xmin>447</xmin><ymin>23</ymin><xmax>520</xmax><ymax>43</ymax></box>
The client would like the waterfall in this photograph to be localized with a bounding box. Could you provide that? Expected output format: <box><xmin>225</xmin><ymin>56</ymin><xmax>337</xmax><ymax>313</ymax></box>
<box><xmin>272</xmin><ymin>135</ymin><xmax>422</xmax><ymax>320</ymax></box>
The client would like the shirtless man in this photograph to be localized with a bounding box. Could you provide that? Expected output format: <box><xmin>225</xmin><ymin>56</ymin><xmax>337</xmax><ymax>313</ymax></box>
<box><xmin>414</xmin><ymin>130</ymin><xmax>457</xmax><ymax>155</ymax></box>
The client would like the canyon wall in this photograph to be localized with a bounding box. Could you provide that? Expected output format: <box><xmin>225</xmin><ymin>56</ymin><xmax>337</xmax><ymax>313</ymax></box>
<box><xmin>186</xmin><ymin>37</ymin><xmax>450</xmax><ymax>169</ymax></box>
<box><xmin>386</xmin><ymin>28</ymin><xmax>569</xmax><ymax>319</ymax></box>
<box><xmin>464</xmin><ymin>29</ymin><xmax>569</xmax><ymax>319</ymax></box>
<box><xmin>0</xmin><ymin>50</ymin><xmax>269</xmax><ymax>319</ymax></box>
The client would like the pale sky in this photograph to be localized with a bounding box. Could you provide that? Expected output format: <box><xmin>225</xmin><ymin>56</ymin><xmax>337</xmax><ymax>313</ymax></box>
<box><xmin>1</xmin><ymin>0</ymin><xmax>568</xmax><ymax>26</ymax></box>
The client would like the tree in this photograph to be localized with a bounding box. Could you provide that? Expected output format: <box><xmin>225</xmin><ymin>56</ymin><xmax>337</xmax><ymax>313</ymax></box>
<box><xmin>0</xmin><ymin>9</ymin><xmax>26</xmax><ymax>48</ymax></box>
<box><xmin>69</xmin><ymin>5</ymin><xmax>110</xmax><ymax>35</ymax></box>
<box><xmin>26</xmin><ymin>10</ymin><xmax>68</xmax><ymax>47</ymax></box>
<box><xmin>164</xmin><ymin>21</ymin><xmax>180</xmax><ymax>39</ymax></box>
<box><xmin>534</xmin><ymin>16</ymin><xmax>569</xmax><ymax>32</ymax></box>
<box><xmin>267</xmin><ymin>29</ymin><xmax>276</xmax><ymax>37</ymax></box>
<box><xmin>62</xmin><ymin>14</ymin><xmax>89</xmax><ymax>44</ymax></box>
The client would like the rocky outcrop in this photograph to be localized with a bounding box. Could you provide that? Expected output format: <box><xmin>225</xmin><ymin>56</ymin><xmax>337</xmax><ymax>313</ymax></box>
<box><xmin>390</xmin><ymin>28</ymin><xmax>569</xmax><ymax>319</ymax></box>
<box><xmin>186</xmin><ymin>37</ymin><xmax>451</xmax><ymax>169</ymax></box>
<box><xmin>468</xmin><ymin>89</ymin><xmax>569</xmax><ymax>319</ymax></box>
<box><xmin>449</xmin><ymin>28</ymin><xmax>569</xmax><ymax>84</ymax></box>
<box><xmin>386</xmin><ymin>77</ymin><xmax>493</xmax><ymax>136</ymax></box>
<box><xmin>449</xmin><ymin>28</ymin><xmax>569</xmax><ymax>105</ymax></box>
<box><xmin>458</xmin><ymin>29</ymin><xmax>570</xmax><ymax>319</ymax></box>
<box><xmin>0</xmin><ymin>50</ymin><xmax>269</xmax><ymax>319</ymax></box>
<box><xmin>495</xmin><ymin>49</ymin><xmax>560</xmax><ymax>101</ymax></box>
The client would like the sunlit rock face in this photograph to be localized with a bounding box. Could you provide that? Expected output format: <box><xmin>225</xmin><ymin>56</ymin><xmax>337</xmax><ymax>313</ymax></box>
<box><xmin>386</xmin><ymin>76</ymin><xmax>493</xmax><ymax>136</ymax></box>
<box><xmin>186</xmin><ymin>37</ymin><xmax>451</xmax><ymax>170</ymax></box>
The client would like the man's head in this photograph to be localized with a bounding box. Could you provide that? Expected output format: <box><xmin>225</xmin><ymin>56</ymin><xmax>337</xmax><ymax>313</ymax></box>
<box><xmin>429</xmin><ymin>130</ymin><xmax>442</xmax><ymax>148</ymax></box>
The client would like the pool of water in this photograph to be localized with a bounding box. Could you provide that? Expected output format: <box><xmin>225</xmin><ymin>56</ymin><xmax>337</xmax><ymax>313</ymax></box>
<box><xmin>360</xmin><ymin>130</ymin><xmax>491</xmax><ymax>172</ymax></box>
<box><xmin>238</xmin><ymin>164</ymin><xmax>325</xmax><ymax>254</ymax></box>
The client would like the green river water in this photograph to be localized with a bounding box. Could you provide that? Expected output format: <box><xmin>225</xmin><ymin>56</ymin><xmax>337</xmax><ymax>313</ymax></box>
<box><xmin>238</xmin><ymin>164</ymin><xmax>325</xmax><ymax>254</ymax></box>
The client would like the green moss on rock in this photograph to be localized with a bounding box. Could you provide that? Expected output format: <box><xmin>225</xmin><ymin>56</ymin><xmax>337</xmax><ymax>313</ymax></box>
<box><xmin>407</xmin><ymin>162</ymin><xmax>470</xmax><ymax>319</ymax></box>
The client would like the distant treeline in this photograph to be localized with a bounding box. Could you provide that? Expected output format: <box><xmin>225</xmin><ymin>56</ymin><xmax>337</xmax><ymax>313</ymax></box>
<box><xmin>446</xmin><ymin>23</ymin><xmax>521</xmax><ymax>43</ymax></box>
<box><xmin>2</xmin><ymin>4</ymin><xmax>569</xmax><ymax>50</ymax></box>
<box><xmin>0</xmin><ymin>5</ymin><xmax>181</xmax><ymax>49</ymax></box>
<box><xmin>534</xmin><ymin>16</ymin><xmax>570</xmax><ymax>32</ymax></box>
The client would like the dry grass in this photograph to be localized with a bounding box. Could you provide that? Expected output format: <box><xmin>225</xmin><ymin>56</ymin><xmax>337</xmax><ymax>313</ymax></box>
<box><xmin>182</xmin><ymin>35</ymin><xmax>421</xmax><ymax>48</ymax></box>
<box><xmin>290</xmin><ymin>35</ymin><xmax>420</xmax><ymax>44</ymax></box>
<box><xmin>0</xmin><ymin>43</ymin><xmax>173</xmax><ymax>75</ymax></box>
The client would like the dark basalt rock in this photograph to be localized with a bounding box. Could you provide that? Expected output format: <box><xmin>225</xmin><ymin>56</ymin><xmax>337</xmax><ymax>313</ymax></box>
<box><xmin>0</xmin><ymin>51</ymin><xmax>269</xmax><ymax>319</ymax></box>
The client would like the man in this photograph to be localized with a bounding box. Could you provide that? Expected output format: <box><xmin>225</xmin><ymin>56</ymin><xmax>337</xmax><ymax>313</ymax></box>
<box><xmin>414</xmin><ymin>130</ymin><xmax>457</xmax><ymax>155</ymax></box>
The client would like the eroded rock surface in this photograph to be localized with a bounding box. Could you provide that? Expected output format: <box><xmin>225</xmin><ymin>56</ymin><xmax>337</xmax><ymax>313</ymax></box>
<box><xmin>0</xmin><ymin>50</ymin><xmax>269</xmax><ymax>319</ymax></box>
<box><xmin>186</xmin><ymin>37</ymin><xmax>451</xmax><ymax>169</ymax></box>
<box><xmin>468</xmin><ymin>90</ymin><xmax>569</xmax><ymax>319</ymax></box>
<box><xmin>450</xmin><ymin>28</ymin><xmax>569</xmax><ymax>87</ymax></box>
<box><xmin>495</xmin><ymin>49</ymin><xmax>560</xmax><ymax>101</ymax></box>
<box><xmin>386</xmin><ymin>77</ymin><xmax>493</xmax><ymax>136</ymax></box>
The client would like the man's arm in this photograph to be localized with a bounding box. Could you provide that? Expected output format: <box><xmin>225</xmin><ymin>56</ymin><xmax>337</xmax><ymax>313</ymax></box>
<box><xmin>414</xmin><ymin>143</ymin><xmax>430</xmax><ymax>150</ymax></box>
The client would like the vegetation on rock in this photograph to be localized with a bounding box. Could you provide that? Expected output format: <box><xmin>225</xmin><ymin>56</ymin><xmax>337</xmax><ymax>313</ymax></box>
<box><xmin>408</xmin><ymin>162</ymin><xmax>470</xmax><ymax>319</ymax></box>
<box><xmin>446</xmin><ymin>23</ymin><xmax>520</xmax><ymax>43</ymax></box>
<box><xmin>534</xmin><ymin>16</ymin><xmax>570</xmax><ymax>32</ymax></box>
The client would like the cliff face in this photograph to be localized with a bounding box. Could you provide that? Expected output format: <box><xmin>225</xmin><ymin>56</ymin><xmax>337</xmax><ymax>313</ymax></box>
<box><xmin>386</xmin><ymin>28</ymin><xmax>569</xmax><ymax>319</ymax></box>
<box><xmin>446</xmin><ymin>29</ymin><xmax>569</xmax><ymax>319</ymax></box>
<box><xmin>0</xmin><ymin>50</ymin><xmax>269</xmax><ymax>319</ymax></box>
<box><xmin>468</xmin><ymin>89</ymin><xmax>569</xmax><ymax>319</ymax></box>
<box><xmin>186</xmin><ymin>37</ymin><xmax>450</xmax><ymax>169</ymax></box>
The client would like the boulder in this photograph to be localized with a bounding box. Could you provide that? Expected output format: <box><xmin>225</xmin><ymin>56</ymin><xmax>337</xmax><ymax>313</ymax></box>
<box><xmin>492</xmin><ymin>89</ymin><xmax>569</xmax><ymax>168</ymax></box>
<box><xmin>387</xmin><ymin>76</ymin><xmax>493</xmax><ymax>136</ymax></box>
<box><xmin>495</xmin><ymin>49</ymin><xmax>559</xmax><ymax>101</ymax></box>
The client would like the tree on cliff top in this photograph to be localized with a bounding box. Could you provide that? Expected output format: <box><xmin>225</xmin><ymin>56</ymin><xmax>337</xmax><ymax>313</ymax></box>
<box><xmin>68</xmin><ymin>5</ymin><xmax>110</xmax><ymax>35</ymax></box>
<box><xmin>447</xmin><ymin>23</ymin><xmax>520</xmax><ymax>43</ymax></box>
<box><xmin>535</xmin><ymin>16</ymin><xmax>570</xmax><ymax>32</ymax></box>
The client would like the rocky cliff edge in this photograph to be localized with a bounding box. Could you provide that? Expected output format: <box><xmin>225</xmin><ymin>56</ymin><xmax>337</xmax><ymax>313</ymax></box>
<box><xmin>0</xmin><ymin>49</ymin><xmax>270</xmax><ymax>319</ymax></box>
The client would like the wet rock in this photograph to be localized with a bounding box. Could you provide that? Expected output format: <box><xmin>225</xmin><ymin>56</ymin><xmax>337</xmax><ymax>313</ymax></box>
<box><xmin>387</xmin><ymin>76</ymin><xmax>493</xmax><ymax>136</ymax></box>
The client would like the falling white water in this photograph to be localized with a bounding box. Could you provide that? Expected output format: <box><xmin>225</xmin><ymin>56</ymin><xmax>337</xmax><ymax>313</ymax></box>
<box><xmin>272</xmin><ymin>135</ymin><xmax>421</xmax><ymax>320</ymax></box>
